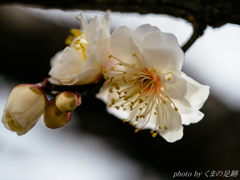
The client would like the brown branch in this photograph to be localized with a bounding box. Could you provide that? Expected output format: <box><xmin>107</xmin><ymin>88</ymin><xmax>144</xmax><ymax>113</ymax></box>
<box><xmin>1</xmin><ymin>0</ymin><xmax>240</xmax><ymax>28</ymax></box>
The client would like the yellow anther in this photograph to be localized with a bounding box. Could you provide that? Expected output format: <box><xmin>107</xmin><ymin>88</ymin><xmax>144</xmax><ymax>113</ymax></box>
<box><xmin>166</xmin><ymin>95</ymin><xmax>169</xmax><ymax>99</ymax></box>
<box><xmin>109</xmin><ymin>104</ymin><xmax>112</xmax><ymax>107</ymax></box>
<box><xmin>109</xmin><ymin>88</ymin><xmax>113</xmax><ymax>93</ymax></box>
<box><xmin>167</xmin><ymin>78</ymin><xmax>172</xmax><ymax>81</ymax></box>
<box><xmin>174</xmin><ymin>107</ymin><xmax>178</xmax><ymax>111</ymax></box>
<box><xmin>115</xmin><ymin>106</ymin><xmax>119</xmax><ymax>110</ymax></box>
<box><xmin>132</xmin><ymin>64</ymin><xmax>136</xmax><ymax>67</ymax></box>
<box><xmin>154</xmin><ymin>112</ymin><xmax>156</xmax><ymax>115</ymax></box>
<box><xmin>122</xmin><ymin>119</ymin><xmax>126</xmax><ymax>123</ymax></box>
<box><xmin>145</xmin><ymin>103</ymin><xmax>148</xmax><ymax>105</ymax></box>
<box><xmin>124</xmin><ymin>71</ymin><xmax>127</xmax><ymax>74</ymax></box>
<box><xmin>139</xmin><ymin>99</ymin><xmax>143</xmax><ymax>103</ymax></box>
<box><xmin>150</xmin><ymin>130</ymin><xmax>153</xmax><ymax>134</ymax></box>
<box><xmin>103</xmin><ymin>69</ymin><xmax>107</xmax><ymax>73</ymax></box>
<box><xmin>135</xmin><ymin>129</ymin><xmax>138</xmax><ymax>133</ymax></box>
<box><xmin>132</xmin><ymin>124</ymin><xmax>137</xmax><ymax>127</ymax></box>
<box><xmin>159</xmin><ymin>126</ymin><xmax>161</xmax><ymax>129</ymax></box>
<box><xmin>70</xmin><ymin>29</ymin><xmax>82</xmax><ymax>38</ymax></box>
<box><xmin>138</xmin><ymin>128</ymin><xmax>142</xmax><ymax>131</ymax></box>
<box><xmin>65</xmin><ymin>35</ymin><xmax>74</xmax><ymax>45</ymax></box>
<box><xmin>164</xmin><ymin>126</ymin><xmax>168</xmax><ymax>130</ymax></box>
<box><xmin>109</xmin><ymin>55</ymin><xmax>113</xmax><ymax>58</ymax></box>
<box><xmin>132</xmin><ymin>53</ymin><xmax>136</xmax><ymax>56</ymax></box>
<box><xmin>119</xmin><ymin>63</ymin><xmax>122</xmax><ymax>66</ymax></box>
<box><xmin>123</xmin><ymin>108</ymin><xmax>126</xmax><ymax>111</ymax></box>
<box><xmin>129</xmin><ymin>122</ymin><xmax>132</xmax><ymax>125</ymax></box>
<box><xmin>152</xmin><ymin>133</ymin><xmax>158</xmax><ymax>138</ymax></box>
<box><xmin>162</xmin><ymin>100</ymin><xmax>166</xmax><ymax>104</ymax></box>
<box><xmin>151</xmin><ymin>68</ymin><xmax>156</xmax><ymax>73</ymax></box>
<box><xmin>110</xmin><ymin>67</ymin><xmax>115</xmax><ymax>70</ymax></box>
<box><xmin>104</xmin><ymin>75</ymin><xmax>108</xmax><ymax>80</ymax></box>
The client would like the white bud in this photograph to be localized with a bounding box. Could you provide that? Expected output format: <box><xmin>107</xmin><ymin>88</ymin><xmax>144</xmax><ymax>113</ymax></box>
<box><xmin>1</xmin><ymin>84</ymin><xmax>46</xmax><ymax>135</ymax></box>
<box><xmin>55</xmin><ymin>91</ymin><xmax>81</xmax><ymax>113</ymax></box>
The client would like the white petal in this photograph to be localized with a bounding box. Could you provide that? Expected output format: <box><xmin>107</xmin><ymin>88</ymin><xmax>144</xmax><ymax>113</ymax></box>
<box><xmin>142</xmin><ymin>44</ymin><xmax>183</xmax><ymax>73</ymax></box>
<box><xmin>76</xmin><ymin>12</ymin><xmax>88</xmax><ymax>30</ymax></box>
<box><xmin>110</xmin><ymin>26</ymin><xmax>146</xmax><ymax>66</ymax></box>
<box><xmin>159</xmin><ymin>102</ymin><xmax>183</xmax><ymax>142</ymax></box>
<box><xmin>96</xmin><ymin>82</ymin><xmax>130</xmax><ymax>119</ymax></box>
<box><xmin>173</xmin><ymin>98</ymin><xmax>204</xmax><ymax>125</ymax></box>
<box><xmin>135</xmin><ymin>24</ymin><xmax>163</xmax><ymax>48</ymax></box>
<box><xmin>181</xmin><ymin>72</ymin><xmax>210</xmax><ymax>109</ymax></box>
<box><xmin>163</xmin><ymin>72</ymin><xmax>187</xmax><ymax>100</ymax></box>
<box><xmin>73</xmin><ymin>68</ymin><xmax>102</xmax><ymax>85</ymax></box>
<box><xmin>50</xmin><ymin>50</ymin><xmax>63</xmax><ymax>67</ymax></box>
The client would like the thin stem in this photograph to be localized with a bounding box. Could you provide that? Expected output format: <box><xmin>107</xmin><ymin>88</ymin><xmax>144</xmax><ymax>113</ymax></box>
<box><xmin>181</xmin><ymin>31</ymin><xmax>200</xmax><ymax>52</ymax></box>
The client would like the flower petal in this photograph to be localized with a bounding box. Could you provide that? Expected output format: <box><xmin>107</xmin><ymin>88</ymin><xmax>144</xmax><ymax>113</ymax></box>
<box><xmin>159</xmin><ymin>102</ymin><xmax>183</xmax><ymax>142</ymax></box>
<box><xmin>181</xmin><ymin>72</ymin><xmax>210</xmax><ymax>109</ymax></box>
<box><xmin>135</xmin><ymin>24</ymin><xmax>163</xmax><ymax>48</ymax></box>
<box><xmin>110</xmin><ymin>26</ymin><xmax>146</xmax><ymax>66</ymax></box>
<box><xmin>163</xmin><ymin>72</ymin><xmax>188</xmax><ymax>100</ymax></box>
<box><xmin>173</xmin><ymin>98</ymin><xmax>204</xmax><ymax>125</ymax></box>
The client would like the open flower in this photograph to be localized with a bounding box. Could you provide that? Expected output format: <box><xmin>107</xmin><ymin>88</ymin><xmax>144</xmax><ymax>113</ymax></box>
<box><xmin>1</xmin><ymin>84</ymin><xmax>47</xmax><ymax>135</ymax></box>
<box><xmin>97</xmin><ymin>24</ymin><xmax>210</xmax><ymax>142</ymax></box>
<box><xmin>49</xmin><ymin>10</ymin><xmax>110</xmax><ymax>85</ymax></box>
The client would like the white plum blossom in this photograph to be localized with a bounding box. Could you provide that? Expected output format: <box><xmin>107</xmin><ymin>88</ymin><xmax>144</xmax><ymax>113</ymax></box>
<box><xmin>97</xmin><ymin>24</ymin><xmax>210</xmax><ymax>142</ymax></box>
<box><xmin>49</xmin><ymin>10</ymin><xmax>110</xmax><ymax>85</ymax></box>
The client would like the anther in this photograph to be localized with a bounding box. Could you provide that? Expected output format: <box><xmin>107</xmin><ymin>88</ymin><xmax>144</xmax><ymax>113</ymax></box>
<box><xmin>109</xmin><ymin>55</ymin><xmax>113</xmax><ymax>58</ymax></box>
<box><xmin>132</xmin><ymin>53</ymin><xmax>136</xmax><ymax>56</ymax></box>
<box><xmin>104</xmin><ymin>75</ymin><xmax>108</xmax><ymax>80</ymax></box>
<box><xmin>103</xmin><ymin>69</ymin><xmax>107</xmax><ymax>73</ymax></box>
<box><xmin>152</xmin><ymin>133</ymin><xmax>158</xmax><ymax>138</ymax></box>
<box><xmin>164</xmin><ymin>126</ymin><xmax>168</xmax><ymax>130</ymax></box>
<box><xmin>174</xmin><ymin>107</ymin><xmax>178</xmax><ymax>111</ymax></box>
<box><xmin>110</xmin><ymin>67</ymin><xmax>115</xmax><ymax>70</ymax></box>
<box><xmin>122</xmin><ymin>119</ymin><xmax>126</xmax><ymax>123</ymax></box>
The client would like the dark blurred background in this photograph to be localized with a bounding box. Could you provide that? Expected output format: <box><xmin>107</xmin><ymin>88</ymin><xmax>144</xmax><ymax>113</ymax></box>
<box><xmin>0</xmin><ymin>4</ymin><xmax>240</xmax><ymax>180</ymax></box>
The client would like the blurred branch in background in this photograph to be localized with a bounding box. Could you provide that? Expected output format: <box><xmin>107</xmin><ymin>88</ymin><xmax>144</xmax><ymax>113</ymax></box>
<box><xmin>1</xmin><ymin>0</ymin><xmax>240</xmax><ymax>53</ymax></box>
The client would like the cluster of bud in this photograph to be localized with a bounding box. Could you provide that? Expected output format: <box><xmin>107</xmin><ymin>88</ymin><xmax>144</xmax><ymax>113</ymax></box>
<box><xmin>1</xmin><ymin>83</ymin><xmax>81</xmax><ymax>135</ymax></box>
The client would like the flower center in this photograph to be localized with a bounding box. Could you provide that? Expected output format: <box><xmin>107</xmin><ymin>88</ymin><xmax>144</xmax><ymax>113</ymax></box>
<box><xmin>103</xmin><ymin>53</ymin><xmax>178</xmax><ymax>137</ymax></box>
<box><xmin>65</xmin><ymin>29</ymin><xmax>89</xmax><ymax>61</ymax></box>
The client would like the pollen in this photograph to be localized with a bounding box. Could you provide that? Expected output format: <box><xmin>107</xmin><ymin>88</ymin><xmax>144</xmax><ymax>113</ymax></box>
<box><xmin>110</xmin><ymin>67</ymin><xmax>115</xmax><ymax>70</ymax></box>
<box><xmin>164</xmin><ymin>126</ymin><xmax>168</xmax><ymax>130</ymax></box>
<box><xmin>103</xmin><ymin>69</ymin><xmax>107</xmax><ymax>73</ymax></box>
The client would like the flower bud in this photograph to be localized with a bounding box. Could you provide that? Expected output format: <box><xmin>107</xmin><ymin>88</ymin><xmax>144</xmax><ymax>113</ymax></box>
<box><xmin>44</xmin><ymin>99</ymin><xmax>71</xmax><ymax>129</ymax></box>
<box><xmin>1</xmin><ymin>84</ymin><xmax>47</xmax><ymax>135</ymax></box>
<box><xmin>55</xmin><ymin>91</ymin><xmax>81</xmax><ymax>113</ymax></box>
